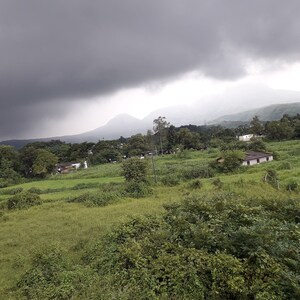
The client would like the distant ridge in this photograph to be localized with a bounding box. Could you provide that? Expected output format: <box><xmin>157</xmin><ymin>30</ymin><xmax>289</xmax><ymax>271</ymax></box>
<box><xmin>2</xmin><ymin>102</ymin><xmax>300</xmax><ymax>148</ymax></box>
<box><xmin>0</xmin><ymin>114</ymin><xmax>150</xmax><ymax>148</ymax></box>
<box><xmin>212</xmin><ymin>102</ymin><xmax>300</xmax><ymax>124</ymax></box>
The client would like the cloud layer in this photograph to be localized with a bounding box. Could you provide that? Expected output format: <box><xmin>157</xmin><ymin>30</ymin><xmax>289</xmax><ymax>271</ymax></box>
<box><xmin>1</xmin><ymin>0</ymin><xmax>300</xmax><ymax>140</ymax></box>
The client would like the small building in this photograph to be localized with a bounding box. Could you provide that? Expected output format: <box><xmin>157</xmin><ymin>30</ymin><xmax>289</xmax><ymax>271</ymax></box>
<box><xmin>238</xmin><ymin>134</ymin><xmax>264</xmax><ymax>142</ymax></box>
<box><xmin>242</xmin><ymin>151</ymin><xmax>273</xmax><ymax>166</ymax></box>
<box><xmin>56</xmin><ymin>162</ymin><xmax>82</xmax><ymax>174</ymax></box>
<box><xmin>238</xmin><ymin>134</ymin><xmax>255</xmax><ymax>142</ymax></box>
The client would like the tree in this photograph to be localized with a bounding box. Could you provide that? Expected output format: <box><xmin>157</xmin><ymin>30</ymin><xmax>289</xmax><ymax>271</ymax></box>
<box><xmin>177</xmin><ymin>128</ymin><xmax>200</xmax><ymax>149</ymax></box>
<box><xmin>153</xmin><ymin>116</ymin><xmax>170</xmax><ymax>154</ymax></box>
<box><xmin>122</xmin><ymin>158</ymin><xmax>148</xmax><ymax>183</ymax></box>
<box><xmin>0</xmin><ymin>145</ymin><xmax>21</xmax><ymax>181</ymax></box>
<box><xmin>122</xmin><ymin>157</ymin><xmax>152</xmax><ymax>198</ymax></box>
<box><xmin>265</xmin><ymin>120</ymin><xmax>294</xmax><ymax>140</ymax></box>
<box><xmin>32</xmin><ymin>149</ymin><xmax>58</xmax><ymax>178</ymax></box>
<box><xmin>214</xmin><ymin>150</ymin><xmax>245</xmax><ymax>172</ymax></box>
<box><xmin>247</xmin><ymin>139</ymin><xmax>266</xmax><ymax>152</ymax></box>
<box><xmin>125</xmin><ymin>134</ymin><xmax>148</xmax><ymax>157</ymax></box>
<box><xmin>166</xmin><ymin>125</ymin><xmax>177</xmax><ymax>149</ymax></box>
<box><xmin>250</xmin><ymin>115</ymin><xmax>264</xmax><ymax>135</ymax></box>
<box><xmin>19</xmin><ymin>146</ymin><xmax>38</xmax><ymax>177</ymax></box>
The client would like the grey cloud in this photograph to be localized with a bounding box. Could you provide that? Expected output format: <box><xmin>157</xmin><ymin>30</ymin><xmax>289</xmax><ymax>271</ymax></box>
<box><xmin>1</xmin><ymin>0</ymin><xmax>300</xmax><ymax>140</ymax></box>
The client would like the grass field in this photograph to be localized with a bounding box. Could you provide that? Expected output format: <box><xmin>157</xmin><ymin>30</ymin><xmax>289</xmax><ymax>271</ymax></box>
<box><xmin>0</xmin><ymin>140</ymin><xmax>300</xmax><ymax>299</ymax></box>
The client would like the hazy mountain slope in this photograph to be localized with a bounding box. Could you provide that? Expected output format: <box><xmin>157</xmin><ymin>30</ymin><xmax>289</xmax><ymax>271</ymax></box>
<box><xmin>74</xmin><ymin>114</ymin><xmax>150</xmax><ymax>142</ymax></box>
<box><xmin>2</xmin><ymin>84</ymin><xmax>300</xmax><ymax>148</ymax></box>
<box><xmin>0</xmin><ymin>114</ymin><xmax>150</xmax><ymax>148</ymax></box>
<box><xmin>212</xmin><ymin>102</ymin><xmax>300</xmax><ymax>123</ymax></box>
<box><xmin>144</xmin><ymin>84</ymin><xmax>300</xmax><ymax>126</ymax></box>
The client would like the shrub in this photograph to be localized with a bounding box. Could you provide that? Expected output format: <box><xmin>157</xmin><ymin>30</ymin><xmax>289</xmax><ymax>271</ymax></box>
<box><xmin>188</xmin><ymin>179</ymin><xmax>202</xmax><ymax>189</ymax></box>
<box><xmin>16</xmin><ymin>245</ymin><xmax>94</xmax><ymax>300</ymax></box>
<box><xmin>72</xmin><ymin>182</ymin><xmax>100</xmax><ymax>190</ymax></box>
<box><xmin>276</xmin><ymin>161</ymin><xmax>292</xmax><ymax>170</ymax></box>
<box><xmin>68</xmin><ymin>191</ymin><xmax>119</xmax><ymax>207</ymax></box>
<box><xmin>91</xmin><ymin>194</ymin><xmax>300</xmax><ymax>299</ymax></box>
<box><xmin>211</xmin><ymin>178</ymin><xmax>223</xmax><ymax>189</ymax></box>
<box><xmin>247</xmin><ymin>139</ymin><xmax>267</xmax><ymax>152</ymax></box>
<box><xmin>124</xmin><ymin>181</ymin><xmax>153</xmax><ymax>198</ymax></box>
<box><xmin>122</xmin><ymin>158</ymin><xmax>148</xmax><ymax>183</ymax></box>
<box><xmin>263</xmin><ymin>169</ymin><xmax>279</xmax><ymax>189</ymax></box>
<box><xmin>286</xmin><ymin>180</ymin><xmax>299</xmax><ymax>192</ymax></box>
<box><xmin>161</xmin><ymin>175</ymin><xmax>180</xmax><ymax>186</ymax></box>
<box><xmin>182</xmin><ymin>165</ymin><xmax>215</xmax><ymax>180</ymax></box>
<box><xmin>175</xmin><ymin>149</ymin><xmax>192</xmax><ymax>159</ymax></box>
<box><xmin>7</xmin><ymin>192</ymin><xmax>41</xmax><ymax>210</ymax></box>
<box><xmin>28</xmin><ymin>187</ymin><xmax>43</xmax><ymax>194</ymax></box>
<box><xmin>0</xmin><ymin>187</ymin><xmax>23</xmax><ymax>195</ymax></box>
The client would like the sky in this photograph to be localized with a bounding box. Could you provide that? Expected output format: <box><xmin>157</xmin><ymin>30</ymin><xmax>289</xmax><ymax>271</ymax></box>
<box><xmin>1</xmin><ymin>0</ymin><xmax>300</xmax><ymax>141</ymax></box>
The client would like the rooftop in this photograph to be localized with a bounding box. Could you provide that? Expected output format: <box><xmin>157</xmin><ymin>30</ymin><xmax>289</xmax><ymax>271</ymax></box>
<box><xmin>244</xmin><ymin>151</ymin><xmax>272</xmax><ymax>161</ymax></box>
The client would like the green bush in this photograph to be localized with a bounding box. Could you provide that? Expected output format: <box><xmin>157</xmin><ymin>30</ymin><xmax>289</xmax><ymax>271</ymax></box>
<box><xmin>122</xmin><ymin>158</ymin><xmax>148</xmax><ymax>183</ymax></box>
<box><xmin>182</xmin><ymin>165</ymin><xmax>215</xmax><ymax>180</ymax></box>
<box><xmin>16</xmin><ymin>245</ymin><xmax>94</xmax><ymax>300</ymax></box>
<box><xmin>161</xmin><ymin>174</ymin><xmax>180</xmax><ymax>186</ymax></box>
<box><xmin>87</xmin><ymin>194</ymin><xmax>300</xmax><ymax>299</ymax></box>
<box><xmin>263</xmin><ymin>169</ymin><xmax>279</xmax><ymax>188</ymax></box>
<box><xmin>28</xmin><ymin>187</ymin><xmax>43</xmax><ymax>194</ymax></box>
<box><xmin>211</xmin><ymin>178</ymin><xmax>223</xmax><ymax>189</ymax></box>
<box><xmin>286</xmin><ymin>180</ymin><xmax>299</xmax><ymax>192</ymax></box>
<box><xmin>276</xmin><ymin>161</ymin><xmax>292</xmax><ymax>170</ymax></box>
<box><xmin>72</xmin><ymin>182</ymin><xmax>100</xmax><ymax>190</ymax></box>
<box><xmin>7</xmin><ymin>192</ymin><xmax>41</xmax><ymax>210</ymax></box>
<box><xmin>0</xmin><ymin>187</ymin><xmax>23</xmax><ymax>195</ymax></box>
<box><xmin>188</xmin><ymin>179</ymin><xmax>202</xmax><ymax>189</ymax></box>
<box><xmin>68</xmin><ymin>191</ymin><xmax>120</xmax><ymax>207</ymax></box>
<box><xmin>124</xmin><ymin>181</ymin><xmax>153</xmax><ymax>198</ymax></box>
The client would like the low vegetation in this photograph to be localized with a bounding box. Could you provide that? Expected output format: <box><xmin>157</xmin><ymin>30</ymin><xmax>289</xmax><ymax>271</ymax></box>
<box><xmin>1</xmin><ymin>118</ymin><xmax>300</xmax><ymax>298</ymax></box>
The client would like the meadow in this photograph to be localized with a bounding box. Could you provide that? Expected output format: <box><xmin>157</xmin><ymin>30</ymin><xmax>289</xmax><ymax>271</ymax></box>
<box><xmin>0</xmin><ymin>140</ymin><xmax>300</xmax><ymax>299</ymax></box>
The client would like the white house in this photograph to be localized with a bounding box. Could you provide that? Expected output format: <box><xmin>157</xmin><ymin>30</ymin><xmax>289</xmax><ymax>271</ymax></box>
<box><xmin>242</xmin><ymin>151</ymin><xmax>273</xmax><ymax>166</ymax></box>
<box><xmin>238</xmin><ymin>134</ymin><xmax>255</xmax><ymax>142</ymax></box>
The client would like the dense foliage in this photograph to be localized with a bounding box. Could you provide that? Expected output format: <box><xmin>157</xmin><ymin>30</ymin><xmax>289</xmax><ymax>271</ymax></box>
<box><xmin>84</xmin><ymin>194</ymin><xmax>300</xmax><ymax>299</ymax></box>
<box><xmin>16</xmin><ymin>193</ymin><xmax>300</xmax><ymax>299</ymax></box>
<box><xmin>1</xmin><ymin>114</ymin><xmax>300</xmax><ymax>186</ymax></box>
<box><xmin>7</xmin><ymin>191</ymin><xmax>41</xmax><ymax>210</ymax></box>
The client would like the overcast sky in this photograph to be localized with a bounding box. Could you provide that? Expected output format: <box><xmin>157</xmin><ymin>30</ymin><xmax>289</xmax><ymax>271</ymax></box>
<box><xmin>1</xmin><ymin>0</ymin><xmax>300</xmax><ymax>141</ymax></box>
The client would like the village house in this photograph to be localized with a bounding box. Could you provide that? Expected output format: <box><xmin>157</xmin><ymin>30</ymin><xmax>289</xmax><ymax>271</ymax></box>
<box><xmin>56</xmin><ymin>161</ymin><xmax>88</xmax><ymax>174</ymax></box>
<box><xmin>242</xmin><ymin>151</ymin><xmax>273</xmax><ymax>166</ymax></box>
<box><xmin>238</xmin><ymin>134</ymin><xmax>264</xmax><ymax>142</ymax></box>
<box><xmin>238</xmin><ymin>134</ymin><xmax>255</xmax><ymax>142</ymax></box>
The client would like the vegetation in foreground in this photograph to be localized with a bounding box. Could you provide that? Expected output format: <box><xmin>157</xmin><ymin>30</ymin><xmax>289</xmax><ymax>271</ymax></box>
<box><xmin>0</xmin><ymin>139</ymin><xmax>300</xmax><ymax>299</ymax></box>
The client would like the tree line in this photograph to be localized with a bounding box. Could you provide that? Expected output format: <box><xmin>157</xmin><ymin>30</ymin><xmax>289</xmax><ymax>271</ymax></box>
<box><xmin>1</xmin><ymin>114</ymin><xmax>300</xmax><ymax>185</ymax></box>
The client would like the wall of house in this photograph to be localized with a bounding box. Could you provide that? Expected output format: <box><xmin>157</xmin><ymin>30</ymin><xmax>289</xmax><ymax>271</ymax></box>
<box><xmin>238</xmin><ymin>134</ymin><xmax>254</xmax><ymax>142</ymax></box>
<box><xmin>242</xmin><ymin>155</ymin><xmax>273</xmax><ymax>166</ymax></box>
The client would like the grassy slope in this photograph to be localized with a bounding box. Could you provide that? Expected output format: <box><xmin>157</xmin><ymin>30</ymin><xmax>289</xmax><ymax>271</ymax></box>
<box><xmin>0</xmin><ymin>140</ymin><xmax>300</xmax><ymax>298</ymax></box>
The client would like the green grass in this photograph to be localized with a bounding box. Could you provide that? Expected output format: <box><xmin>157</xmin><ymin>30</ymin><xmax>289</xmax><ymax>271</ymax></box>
<box><xmin>1</xmin><ymin>140</ymin><xmax>300</xmax><ymax>298</ymax></box>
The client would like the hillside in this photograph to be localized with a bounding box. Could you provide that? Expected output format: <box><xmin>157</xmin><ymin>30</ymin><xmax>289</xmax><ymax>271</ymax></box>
<box><xmin>2</xmin><ymin>101</ymin><xmax>300</xmax><ymax>148</ymax></box>
<box><xmin>213</xmin><ymin>102</ymin><xmax>300</xmax><ymax>124</ymax></box>
<box><xmin>1</xmin><ymin>140</ymin><xmax>300</xmax><ymax>298</ymax></box>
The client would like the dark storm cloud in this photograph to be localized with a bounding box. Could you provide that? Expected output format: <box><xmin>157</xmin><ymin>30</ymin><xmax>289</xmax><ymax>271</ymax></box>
<box><xmin>1</xmin><ymin>0</ymin><xmax>300</xmax><ymax>140</ymax></box>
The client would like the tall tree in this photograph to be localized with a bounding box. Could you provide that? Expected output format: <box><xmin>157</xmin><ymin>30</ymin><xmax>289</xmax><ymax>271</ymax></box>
<box><xmin>167</xmin><ymin>125</ymin><xmax>177</xmax><ymax>149</ymax></box>
<box><xmin>153</xmin><ymin>116</ymin><xmax>170</xmax><ymax>154</ymax></box>
<box><xmin>32</xmin><ymin>149</ymin><xmax>58</xmax><ymax>178</ymax></box>
<box><xmin>250</xmin><ymin>115</ymin><xmax>264</xmax><ymax>135</ymax></box>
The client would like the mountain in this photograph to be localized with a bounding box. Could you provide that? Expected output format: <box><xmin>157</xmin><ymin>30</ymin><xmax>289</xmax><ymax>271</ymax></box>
<box><xmin>71</xmin><ymin>114</ymin><xmax>150</xmax><ymax>142</ymax></box>
<box><xmin>144</xmin><ymin>84</ymin><xmax>300</xmax><ymax>126</ymax></box>
<box><xmin>212</xmin><ymin>102</ymin><xmax>300</xmax><ymax>124</ymax></box>
<box><xmin>2</xmin><ymin>84</ymin><xmax>300</xmax><ymax>148</ymax></box>
<box><xmin>0</xmin><ymin>114</ymin><xmax>151</xmax><ymax>148</ymax></box>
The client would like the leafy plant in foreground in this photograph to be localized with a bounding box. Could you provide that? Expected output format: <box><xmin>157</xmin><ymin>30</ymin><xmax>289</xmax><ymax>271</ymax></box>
<box><xmin>85</xmin><ymin>194</ymin><xmax>300</xmax><ymax>299</ymax></box>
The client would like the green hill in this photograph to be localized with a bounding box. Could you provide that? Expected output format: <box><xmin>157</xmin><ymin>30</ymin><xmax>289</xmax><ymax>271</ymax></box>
<box><xmin>213</xmin><ymin>102</ymin><xmax>300</xmax><ymax>124</ymax></box>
